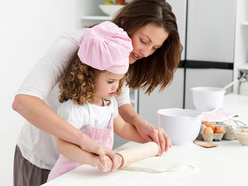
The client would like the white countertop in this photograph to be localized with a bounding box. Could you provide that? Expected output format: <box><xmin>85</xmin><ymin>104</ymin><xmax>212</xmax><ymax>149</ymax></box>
<box><xmin>43</xmin><ymin>141</ymin><xmax>248</xmax><ymax>186</ymax></box>
<box><xmin>222</xmin><ymin>93</ymin><xmax>248</xmax><ymax>124</ymax></box>
<box><xmin>43</xmin><ymin>93</ymin><xmax>248</xmax><ymax>186</ymax></box>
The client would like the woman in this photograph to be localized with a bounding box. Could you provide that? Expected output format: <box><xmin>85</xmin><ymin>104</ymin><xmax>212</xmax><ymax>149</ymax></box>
<box><xmin>12</xmin><ymin>0</ymin><xmax>182</xmax><ymax>185</ymax></box>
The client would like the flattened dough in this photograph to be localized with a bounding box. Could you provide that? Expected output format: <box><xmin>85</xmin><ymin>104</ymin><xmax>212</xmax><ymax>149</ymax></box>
<box><xmin>121</xmin><ymin>156</ymin><xmax>194</xmax><ymax>173</ymax></box>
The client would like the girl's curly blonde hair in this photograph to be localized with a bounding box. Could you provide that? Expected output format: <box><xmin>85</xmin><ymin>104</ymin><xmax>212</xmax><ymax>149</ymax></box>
<box><xmin>58</xmin><ymin>54</ymin><xmax>125</xmax><ymax>106</ymax></box>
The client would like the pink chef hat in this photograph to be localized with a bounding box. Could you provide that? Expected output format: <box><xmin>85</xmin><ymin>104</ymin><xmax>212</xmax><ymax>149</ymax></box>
<box><xmin>77</xmin><ymin>21</ymin><xmax>133</xmax><ymax>74</ymax></box>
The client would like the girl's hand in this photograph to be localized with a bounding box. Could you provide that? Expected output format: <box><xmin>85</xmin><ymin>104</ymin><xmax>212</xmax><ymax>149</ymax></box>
<box><xmin>97</xmin><ymin>153</ymin><xmax>122</xmax><ymax>172</ymax></box>
<box><xmin>97</xmin><ymin>146</ymin><xmax>122</xmax><ymax>172</ymax></box>
<box><xmin>135</xmin><ymin>120</ymin><xmax>172</xmax><ymax>155</ymax></box>
<box><xmin>79</xmin><ymin>138</ymin><xmax>122</xmax><ymax>172</ymax></box>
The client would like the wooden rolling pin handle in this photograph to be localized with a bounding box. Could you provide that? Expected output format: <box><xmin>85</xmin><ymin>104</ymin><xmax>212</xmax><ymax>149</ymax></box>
<box><xmin>98</xmin><ymin>164</ymin><xmax>107</xmax><ymax>172</ymax></box>
<box><xmin>117</xmin><ymin>142</ymin><xmax>159</xmax><ymax>168</ymax></box>
<box><xmin>98</xmin><ymin>159</ymin><xmax>113</xmax><ymax>172</ymax></box>
<box><xmin>97</xmin><ymin>142</ymin><xmax>159</xmax><ymax>171</ymax></box>
<box><xmin>98</xmin><ymin>164</ymin><xmax>103</xmax><ymax>171</ymax></box>
<box><xmin>97</xmin><ymin>156</ymin><xmax>113</xmax><ymax>172</ymax></box>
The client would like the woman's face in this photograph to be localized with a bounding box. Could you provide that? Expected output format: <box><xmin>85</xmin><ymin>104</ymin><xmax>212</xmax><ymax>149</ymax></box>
<box><xmin>129</xmin><ymin>23</ymin><xmax>169</xmax><ymax>64</ymax></box>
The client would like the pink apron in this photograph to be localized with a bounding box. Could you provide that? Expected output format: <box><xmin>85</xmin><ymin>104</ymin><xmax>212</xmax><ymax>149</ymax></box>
<box><xmin>47</xmin><ymin>102</ymin><xmax>114</xmax><ymax>181</ymax></box>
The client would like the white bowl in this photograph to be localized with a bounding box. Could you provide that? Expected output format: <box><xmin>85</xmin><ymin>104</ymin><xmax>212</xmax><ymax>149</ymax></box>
<box><xmin>230</xmin><ymin>125</ymin><xmax>248</xmax><ymax>145</ymax></box>
<box><xmin>99</xmin><ymin>5</ymin><xmax>124</xmax><ymax>16</ymax></box>
<box><xmin>191</xmin><ymin>87</ymin><xmax>226</xmax><ymax>112</ymax></box>
<box><xmin>158</xmin><ymin>108</ymin><xmax>202</xmax><ymax>145</ymax></box>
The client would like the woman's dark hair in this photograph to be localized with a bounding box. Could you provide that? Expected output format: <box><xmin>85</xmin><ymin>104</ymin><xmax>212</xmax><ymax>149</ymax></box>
<box><xmin>112</xmin><ymin>0</ymin><xmax>182</xmax><ymax>94</ymax></box>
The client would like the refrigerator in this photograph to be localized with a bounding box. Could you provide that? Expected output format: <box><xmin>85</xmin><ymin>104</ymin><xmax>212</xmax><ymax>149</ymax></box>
<box><xmin>184</xmin><ymin>0</ymin><xmax>236</xmax><ymax>109</ymax></box>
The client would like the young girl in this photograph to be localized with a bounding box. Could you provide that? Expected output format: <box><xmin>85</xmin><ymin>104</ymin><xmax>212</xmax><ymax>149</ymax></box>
<box><xmin>47</xmin><ymin>21</ymin><xmax>146</xmax><ymax>181</ymax></box>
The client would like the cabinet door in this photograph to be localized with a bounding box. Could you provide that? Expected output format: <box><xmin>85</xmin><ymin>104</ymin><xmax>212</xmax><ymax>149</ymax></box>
<box><xmin>138</xmin><ymin>69</ymin><xmax>184</xmax><ymax>126</ymax></box>
<box><xmin>186</xmin><ymin>0</ymin><xmax>236</xmax><ymax>63</ymax></box>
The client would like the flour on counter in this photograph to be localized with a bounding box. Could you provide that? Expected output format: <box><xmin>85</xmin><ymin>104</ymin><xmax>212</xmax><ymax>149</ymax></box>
<box><xmin>120</xmin><ymin>156</ymin><xmax>195</xmax><ymax>173</ymax></box>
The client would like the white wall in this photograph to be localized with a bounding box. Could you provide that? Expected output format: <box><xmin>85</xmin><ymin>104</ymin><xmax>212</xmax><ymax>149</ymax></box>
<box><xmin>0</xmin><ymin>0</ymin><xmax>76</xmax><ymax>185</ymax></box>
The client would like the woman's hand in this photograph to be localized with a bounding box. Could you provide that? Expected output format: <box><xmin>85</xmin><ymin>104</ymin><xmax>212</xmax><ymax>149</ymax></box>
<box><xmin>118</xmin><ymin>104</ymin><xmax>171</xmax><ymax>155</ymax></box>
<box><xmin>134</xmin><ymin>119</ymin><xmax>171</xmax><ymax>155</ymax></box>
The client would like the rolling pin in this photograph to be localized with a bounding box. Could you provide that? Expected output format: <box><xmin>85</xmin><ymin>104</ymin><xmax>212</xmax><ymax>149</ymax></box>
<box><xmin>98</xmin><ymin>142</ymin><xmax>159</xmax><ymax>171</ymax></box>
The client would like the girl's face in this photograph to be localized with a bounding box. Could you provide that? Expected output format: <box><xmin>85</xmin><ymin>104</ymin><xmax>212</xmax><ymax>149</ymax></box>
<box><xmin>129</xmin><ymin>23</ymin><xmax>169</xmax><ymax>64</ymax></box>
<box><xmin>93</xmin><ymin>71</ymin><xmax>124</xmax><ymax>106</ymax></box>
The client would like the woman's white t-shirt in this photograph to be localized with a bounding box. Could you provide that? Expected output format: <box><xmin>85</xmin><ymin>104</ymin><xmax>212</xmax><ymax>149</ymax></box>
<box><xmin>15</xmin><ymin>29</ymin><xmax>131</xmax><ymax>170</ymax></box>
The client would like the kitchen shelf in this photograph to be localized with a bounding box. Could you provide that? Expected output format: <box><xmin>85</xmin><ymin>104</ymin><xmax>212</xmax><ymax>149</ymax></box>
<box><xmin>80</xmin><ymin>16</ymin><xmax>112</xmax><ymax>21</ymax></box>
<box><xmin>238</xmin><ymin>63</ymin><xmax>248</xmax><ymax>71</ymax></box>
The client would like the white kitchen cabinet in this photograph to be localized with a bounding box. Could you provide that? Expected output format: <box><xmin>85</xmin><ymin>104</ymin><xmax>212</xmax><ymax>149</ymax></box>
<box><xmin>186</xmin><ymin>0</ymin><xmax>236</xmax><ymax>63</ymax></box>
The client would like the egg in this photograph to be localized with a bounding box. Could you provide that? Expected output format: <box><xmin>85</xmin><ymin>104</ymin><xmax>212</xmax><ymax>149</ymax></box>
<box><xmin>208</xmin><ymin>123</ymin><xmax>215</xmax><ymax>131</ymax></box>
<box><xmin>202</xmin><ymin>121</ymin><xmax>211</xmax><ymax>126</ymax></box>
<box><xmin>215</xmin><ymin>126</ymin><xmax>224</xmax><ymax>133</ymax></box>
<box><xmin>204</xmin><ymin>127</ymin><xmax>214</xmax><ymax>135</ymax></box>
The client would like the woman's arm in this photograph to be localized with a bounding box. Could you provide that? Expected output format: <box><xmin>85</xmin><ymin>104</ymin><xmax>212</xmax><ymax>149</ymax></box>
<box><xmin>12</xmin><ymin>94</ymin><xmax>119</xmax><ymax>169</ymax></box>
<box><xmin>118</xmin><ymin>103</ymin><xmax>171</xmax><ymax>154</ymax></box>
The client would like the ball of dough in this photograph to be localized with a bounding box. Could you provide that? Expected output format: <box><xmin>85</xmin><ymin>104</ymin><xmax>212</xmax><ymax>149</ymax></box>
<box><xmin>215</xmin><ymin>126</ymin><xmax>224</xmax><ymax>133</ymax></box>
<box><xmin>204</xmin><ymin>127</ymin><xmax>214</xmax><ymax>135</ymax></box>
